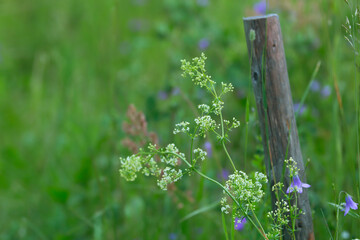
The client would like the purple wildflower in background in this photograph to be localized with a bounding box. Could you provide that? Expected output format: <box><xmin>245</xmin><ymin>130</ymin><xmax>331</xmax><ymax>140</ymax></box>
<box><xmin>196</xmin><ymin>227</ymin><xmax>204</xmax><ymax>235</ymax></box>
<box><xmin>218</xmin><ymin>169</ymin><xmax>229</xmax><ymax>181</ymax></box>
<box><xmin>171</xmin><ymin>87</ymin><xmax>180</xmax><ymax>96</ymax></box>
<box><xmin>204</xmin><ymin>141</ymin><xmax>212</xmax><ymax>157</ymax></box>
<box><xmin>197</xmin><ymin>0</ymin><xmax>209</xmax><ymax>7</ymax></box>
<box><xmin>128</xmin><ymin>19</ymin><xmax>147</xmax><ymax>32</ymax></box>
<box><xmin>253</xmin><ymin>0</ymin><xmax>266</xmax><ymax>15</ymax></box>
<box><xmin>294</xmin><ymin>103</ymin><xmax>307</xmax><ymax>115</ymax></box>
<box><xmin>132</xmin><ymin>0</ymin><xmax>147</xmax><ymax>6</ymax></box>
<box><xmin>343</xmin><ymin>195</ymin><xmax>358</xmax><ymax>216</ymax></box>
<box><xmin>234</xmin><ymin>217</ymin><xmax>247</xmax><ymax>231</ymax></box>
<box><xmin>158</xmin><ymin>91</ymin><xmax>168</xmax><ymax>100</ymax></box>
<box><xmin>168</xmin><ymin>233</ymin><xmax>178</xmax><ymax>240</ymax></box>
<box><xmin>310</xmin><ymin>80</ymin><xmax>321</xmax><ymax>92</ymax></box>
<box><xmin>286</xmin><ymin>175</ymin><xmax>310</xmax><ymax>194</ymax></box>
<box><xmin>321</xmin><ymin>85</ymin><xmax>331</xmax><ymax>98</ymax></box>
<box><xmin>198</xmin><ymin>38</ymin><xmax>210</xmax><ymax>50</ymax></box>
<box><xmin>222</xmin><ymin>169</ymin><xmax>229</xmax><ymax>180</ymax></box>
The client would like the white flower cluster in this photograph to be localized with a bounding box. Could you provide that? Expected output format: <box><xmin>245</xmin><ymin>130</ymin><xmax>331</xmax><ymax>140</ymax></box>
<box><xmin>120</xmin><ymin>154</ymin><xmax>161</xmax><ymax>181</ymax></box>
<box><xmin>161</xmin><ymin>143</ymin><xmax>184</xmax><ymax>166</ymax></box>
<box><xmin>285</xmin><ymin>157</ymin><xmax>299</xmax><ymax>177</ymax></box>
<box><xmin>232</xmin><ymin>117</ymin><xmax>240</xmax><ymax>129</ymax></box>
<box><xmin>198</xmin><ymin>104</ymin><xmax>210</xmax><ymax>114</ymax></box>
<box><xmin>221</xmin><ymin>197</ymin><xmax>231</xmax><ymax>214</ymax></box>
<box><xmin>222</xmin><ymin>171</ymin><xmax>268</xmax><ymax>212</ymax></box>
<box><xmin>267</xmin><ymin>199</ymin><xmax>290</xmax><ymax>225</ymax></box>
<box><xmin>266</xmin><ymin>199</ymin><xmax>290</xmax><ymax>239</ymax></box>
<box><xmin>193</xmin><ymin>148</ymin><xmax>207</xmax><ymax>162</ymax></box>
<box><xmin>194</xmin><ymin>115</ymin><xmax>217</xmax><ymax>137</ymax></box>
<box><xmin>221</xmin><ymin>82</ymin><xmax>234</xmax><ymax>94</ymax></box>
<box><xmin>180</xmin><ymin>53</ymin><xmax>215</xmax><ymax>88</ymax></box>
<box><xmin>157</xmin><ymin>167</ymin><xmax>183</xmax><ymax>190</ymax></box>
<box><xmin>212</xmin><ymin>99</ymin><xmax>224</xmax><ymax>115</ymax></box>
<box><xmin>271</xmin><ymin>182</ymin><xmax>284</xmax><ymax>192</ymax></box>
<box><xmin>173</xmin><ymin>121</ymin><xmax>190</xmax><ymax>134</ymax></box>
<box><xmin>119</xmin><ymin>143</ymin><xmax>186</xmax><ymax>191</ymax></box>
<box><xmin>224</xmin><ymin>117</ymin><xmax>241</xmax><ymax>130</ymax></box>
<box><xmin>255</xmin><ymin>172</ymin><xmax>267</xmax><ymax>182</ymax></box>
<box><xmin>142</xmin><ymin>157</ymin><xmax>161</xmax><ymax>177</ymax></box>
<box><xmin>119</xmin><ymin>155</ymin><xmax>143</xmax><ymax>181</ymax></box>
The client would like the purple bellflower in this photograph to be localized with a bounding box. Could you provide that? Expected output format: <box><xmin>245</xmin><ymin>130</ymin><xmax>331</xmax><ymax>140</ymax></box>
<box><xmin>157</xmin><ymin>91</ymin><xmax>168</xmax><ymax>100</ymax></box>
<box><xmin>294</xmin><ymin>103</ymin><xmax>307</xmax><ymax>116</ymax></box>
<box><xmin>220</xmin><ymin>169</ymin><xmax>229</xmax><ymax>181</ymax></box>
<box><xmin>343</xmin><ymin>195</ymin><xmax>358</xmax><ymax>216</ymax></box>
<box><xmin>254</xmin><ymin>0</ymin><xmax>266</xmax><ymax>15</ymax></box>
<box><xmin>286</xmin><ymin>175</ymin><xmax>310</xmax><ymax>194</ymax></box>
<box><xmin>198</xmin><ymin>38</ymin><xmax>210</xmax><ymax>50</ymax></box>
<box><xmin>204</xmin><ymin>141</ymin><xmax>212</xmax><ymax>157</ymax></box>
<box><xmin>310</xmin><ymin>80</ymin><xmax>321</xmax><ymax>92</ymax></box>
<box><xmin>321</xmin><ymin>85</ymin><xmax>331</xmax><ymax>98</ymax></box>
<box><xmin>171</xmin><ymin>87</ymin><xmax>180</xmax><ymax>96</ymax></box>
<box><xmin>234</xmin><ymin>217</ymin><xmax>247</xmax><ymax>231</ymax></box>
<box><xmin>217</xmin><ymin>169</ymin><xmax>229</xmax><ymax>181</ymax></box>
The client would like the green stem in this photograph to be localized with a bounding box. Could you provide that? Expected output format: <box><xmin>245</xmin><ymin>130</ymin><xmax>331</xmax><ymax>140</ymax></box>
<box><xmin>190</xmin><ymin>126</ymin><xmax>199</xmax><ymax>166</ymax></box>
<box><xmin>291</xmin><ymin>194</ymin><xmax>297</xmax><ymax>240</ymax></box>
<box><xmin>222</xmin><ymin>141</ymin><xmax>236</xmax><ymax>171</ymax></box>
<box><xmin>222</xmin><ymin>211</ymin><xmax>230</xmax><ymax>240</ymax></box>
<box><xmin>250</xmin><ymin>206</ymin><xmax>268</xmax><ymax>239</ymax></box>
<box><xmin>335</xmin><ymin>191</ymin><xmax>345</xmax><ymax>240</ymax></box>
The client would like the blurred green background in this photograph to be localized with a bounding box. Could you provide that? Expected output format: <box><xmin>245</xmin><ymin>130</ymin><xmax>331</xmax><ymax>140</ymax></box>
<box><xmin>0</xmin><ymin>0</ymin><xmax>359</xmax><ymax>239</ymax></box>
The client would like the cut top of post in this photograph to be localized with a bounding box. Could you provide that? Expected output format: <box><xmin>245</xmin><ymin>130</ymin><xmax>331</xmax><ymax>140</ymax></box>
<box><xmin>243</xmin><ymin>13</ymin><xmax>278</xmax><ymax>21</ymax></box>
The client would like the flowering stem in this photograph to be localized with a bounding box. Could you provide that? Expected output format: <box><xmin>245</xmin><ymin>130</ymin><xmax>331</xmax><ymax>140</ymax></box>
<box><xmin>142</xmin><ymin>150</ymin><xmax>267</xmax><ymax>239</ymax></box>
<box><xmin>221</xmin><ymin>211</ymin><xmax>230</xmax><ymax>240</ymax></box>
<box><xmin>169</xmin><ymin>153</ymin><xmax>268</xmax><ymax>239</ymax></box>
<box><xmin>161</xmin><ymin>151</ymin><xmax>239</xmax><ymax>203</ymax></box>
<box><xmin>335</xmin><ymin>191</ymin><xmax>345</xmax><ymax>240</ymax></box>
<box><xmin>250</xmin><ymin>206</ymin><xmax>268</xmax><ymax>240</ymax></box>
<box><xmin>291</xmin><ymin>194</ymin><xmax>297</xmax><ymax>240</ymax></box>
<box><xmin>215</xmin><ymin>89</ymin><xmax>237</xmax><ymax>171</ymax></box>
<box><xmin>221</xmin><ymin>141</ymin><xmax>236</xmax><ymax>171</ymax></box>
<box><xmin>190</xmin><ymin>125</ymin><xmax>199</xmax><ymax>166</ymax></box>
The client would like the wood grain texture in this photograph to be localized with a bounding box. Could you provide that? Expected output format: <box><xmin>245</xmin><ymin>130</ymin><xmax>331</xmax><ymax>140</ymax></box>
<box><xmin>243</xmin><ymin>14</ymin><xmax>314</xmax><ymax>240</ymax></box>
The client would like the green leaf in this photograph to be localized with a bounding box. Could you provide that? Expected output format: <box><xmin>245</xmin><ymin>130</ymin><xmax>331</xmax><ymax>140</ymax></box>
<box><xmin>180</xmin><ymin>200</ymin><xmax>220</xmax><ymax>222</ymax></box>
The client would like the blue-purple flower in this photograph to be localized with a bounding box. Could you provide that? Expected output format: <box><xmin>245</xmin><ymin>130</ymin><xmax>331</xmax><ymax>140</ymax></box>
<box><xmin>168</xmin><ymin>233</ymin><xmax>178</xmax><ymax>240</ymax></box>
<box><xmin>310</xmin><ymin>80</ymin><xmax>321</xmax><ymax>92</ymax></box>
<box><xmin>321</xmin><ymin>85</ymin><xmax>331</xmax><ymax>98</ymax></box>
<box><xmin>234</xmin><ymin>217</ymin><xmax>246</xmax><ymax>231</ymax></box>
<box><xmin>343</xmin><ymin>195</ymin><xmax>358</xmax><ymax>216</ymax></box>
<box><xmin>171</xmin><ymin>87</ymin><xmax>180</xmax><ymax>96</ymax></box>
<box><xmin>294</xmin><ymin>103</ymin><xmax>307</xmax><ymax>116</ymax></box>
<box><xmin>286</xmin><ymin>175</ymin><xmax>310</xmax><ymax>194</ymax></box>
<box><xmin>198</xmin><ymin>38</ymin><xmax>210</xmax><ymax>50</ymax></box>
<box><xmin>157</xmin><ymin>91</ymin><xmax>168</xmax><ymax>100</ymax></box>
<box><xmin>221</xmin><ymin>169</ymin><xmax>229</xmax><ymax>180</ymax></box>
<box><xmin>204</xmin><ymin>141</ymin><xmax>212</xmax><ymax>157</ymax></box>
<box><xmin>253</xmin><ymin>0</ymin><xmax>266</xmax><ymax>15</ymax></box>
<box><xmin>197</xmin><ymin>0</ymin><xmax>209</xmax><ymax>7</ymax></box>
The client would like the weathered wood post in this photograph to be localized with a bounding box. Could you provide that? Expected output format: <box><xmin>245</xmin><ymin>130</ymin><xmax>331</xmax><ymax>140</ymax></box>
<box><xmin>243</xmin><ymin>14</ymin><xmax>314</xmax><ymax>239</ymax></box>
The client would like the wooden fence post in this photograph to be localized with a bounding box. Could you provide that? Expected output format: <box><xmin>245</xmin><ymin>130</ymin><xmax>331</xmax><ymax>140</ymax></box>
<box><xmin>243</xmin><ymin>14</ymin><xmax>314</xmax><ymax>239</ymax></box>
